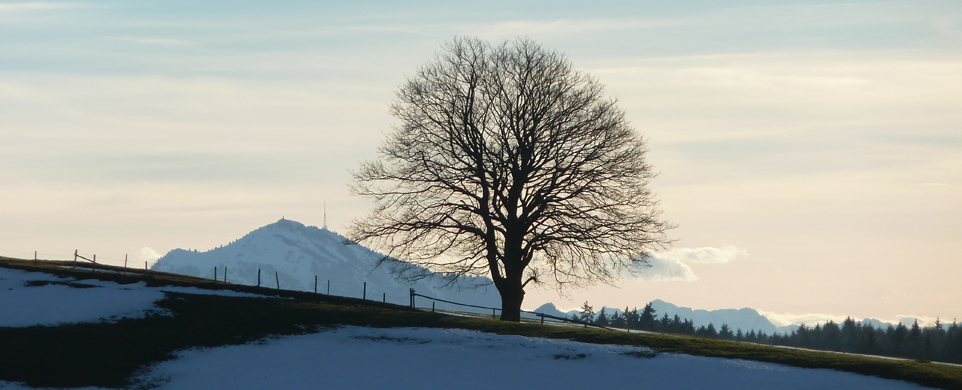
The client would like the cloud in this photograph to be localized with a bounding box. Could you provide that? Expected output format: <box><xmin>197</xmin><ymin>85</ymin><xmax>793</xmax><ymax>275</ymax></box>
<box><xmin>139</xmin><ymin>247</ymin><xmax>162</xmax><ymax>263</ymax></box>
<box><xmin>638</xmin><ymin>255</ymin><xmax>699</xmax><ymax>282</ymax></box>
<box><xmin>109</xmin><ymin>36</ymin><xmax>195</xmax><ymax>47</ymax></box>
<box><xmin>637</xmin><ymin>245</ymin><xmax>747</xmax><ymax>282</ymax></box>
<box><xmin>654</xmin><ymin>245</ymin><xmax>747</xmax><ymax>264</ymax></box>
<box><xmin>0</xmin><ymin>2</ymin><xmax>73</xmax><ymax>13</ymax></box>
<box><xmin>471</xmin><ymin>18</ymin><xmax>678</xmax><ymax>38</ymax></box>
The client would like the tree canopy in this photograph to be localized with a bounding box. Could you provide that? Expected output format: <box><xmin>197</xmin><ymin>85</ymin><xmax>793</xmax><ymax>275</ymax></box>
<box><xmin>351</xmin><ymin>37</ymin><xmax>672</xmax><ymax>321</ymax></box>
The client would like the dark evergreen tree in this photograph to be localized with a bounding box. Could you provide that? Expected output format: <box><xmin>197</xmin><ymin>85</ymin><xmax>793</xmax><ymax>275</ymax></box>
<box><xmin>595</xmin><ymin>308</ymin><xmax>610</xmax><ymax>326</ymax></box>
<box><xmin>909</xmin><ymin>319</ymin><xmax>923</xmax><ymax>358</ymax></box>
<box><xmin>705</xmin><ymin>323</ymin><xmax>718</xmax><ymax>338</ymax></box>
<box><xmin>639</xmin><ymin>302</ymin><xmax>657</xmax><ymax>330</ymax></box>
<box><xmin>822</xmin><ymin>321</ymin><xmax>841</xmax><ymax>351</ymax></box>
<box><xmin>891</xmin><ymin>323</ymin><xmax>908</xmax><ymax>356</ymax></box>
<box><xmin>719</xmin><ymin>324</ymin><xmax>734</xmax><ymax>339</ymax></box>
<box><xmin>658</xmin><ymin>313</ymin><xmax>671</xmax><ymax>332</ymax></box>
<box><xmin>841</xmin><ymin>317</ymin><xmax>859</xmax><ymax>351</ymax></box>
<box><xmin>579</xmin><ymin>301</ymin><xmax>595</xmax><ymax>324</ymax></box>
<box><xmin>610</xmin><ymin>310</ymin><xmax>626</xmax><ymax>328</ymax></box>
<box><xmin>682</xmin><ymin>319</ymin><xmax>696</xmax><ymax>335</ymax></box>
<box><xmin>863</xmin><ymin>326</ymin><xmax>882</xmax><ymax>354</ymax></box>
<box><xmin>624</xmin><ymin>307</ymin><xmax>640</xmax><ymax>329</ymax></box>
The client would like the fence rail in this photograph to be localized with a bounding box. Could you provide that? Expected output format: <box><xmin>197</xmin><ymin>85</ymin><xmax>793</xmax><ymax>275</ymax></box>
<box><xmin>409</xmin><ymin>289</ymin><xmax>615</xmax><ymax>331</ymax></box>
<box><xmin>4</xmin><ymin>250</ymin><xmax>619</xmax><ymax>332</ymax></box>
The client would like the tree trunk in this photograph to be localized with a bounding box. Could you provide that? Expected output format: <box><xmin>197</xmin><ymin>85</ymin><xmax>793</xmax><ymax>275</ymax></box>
<box><xmin>498</xmin><ymin>276</ymin><xmax>525</xmax><ymax>322</ymax></box>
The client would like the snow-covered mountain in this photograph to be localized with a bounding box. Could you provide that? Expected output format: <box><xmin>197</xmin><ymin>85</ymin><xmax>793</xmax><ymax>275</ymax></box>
<box><xmin>152</xmin><ymin>218</ymin><xmax>500</xmax><ymax>309</ymax></box>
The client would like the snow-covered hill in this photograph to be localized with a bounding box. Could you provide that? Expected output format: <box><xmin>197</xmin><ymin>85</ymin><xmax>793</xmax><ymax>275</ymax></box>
<box><xmin>0</xmin><ymin>266</ymin><xmax>936</xmax><ymax>389</ymax></box>
<box><xmin>152</xmin><ymin>218</ymin><xmax>500</xmax><ymax>310</ymax></box>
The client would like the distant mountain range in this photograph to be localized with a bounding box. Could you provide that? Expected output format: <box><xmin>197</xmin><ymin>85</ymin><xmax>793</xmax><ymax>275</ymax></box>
<box><xmin>532</xmin><ymin>301</ymin><xmax>905</xmax><ymax>335</ymax></box>
<box><xmin>533</xmin><ymin>301</ymin><xmax>784</xmax><ymax>334</ymax></box>
<box><xmin>154</xmin><ymin>218</ymin><xmax>900</xmax><ymax>334</ymax></box>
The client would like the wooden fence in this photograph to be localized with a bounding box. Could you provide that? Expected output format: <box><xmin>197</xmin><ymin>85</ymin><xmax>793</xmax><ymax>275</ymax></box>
<box><xmin>17</xmin><ymin>250</ymin><xmax>616</xmax><ymax>331</ymax></box>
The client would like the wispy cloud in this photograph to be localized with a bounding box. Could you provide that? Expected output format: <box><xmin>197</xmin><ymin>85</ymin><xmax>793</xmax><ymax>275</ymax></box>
<box><xmin>655</xmin><ymin>245</ymin><xmax>747</xmax><ymax>265</ymax></box>
<box><xmin>469</xmin><ymin>17</ymin><xmax>679</xmax><ymax>38</ymax></box>
<box><xmin>108</xmin><ymin>36</ymin><xmax>195</xmax><ymax>47</ymax></box>
<box><xmin>639</xmin><ymin>255</ymin><xmax>699</xmax><ymax>282</ymax></box>
<box><xmin>139</xmin><ymin>247</ymin><xmax>162</xmax><ymax>263</ymax></box>
<box><xmin>0</xmin><ymin>2</ymin><xmax>73</xmax><ymax>13</ymax></box>
<box><xmin>638</xmin><ymin>245</ymin><xmax>747</xmax><ymax>282</ymax></box>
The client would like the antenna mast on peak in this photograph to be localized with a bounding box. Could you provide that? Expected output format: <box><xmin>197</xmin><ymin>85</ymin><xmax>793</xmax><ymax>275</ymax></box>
<box><xmin>323</xmin><ymin>202</ymin><xmax>327</xmax><ymax>230</ymax></box>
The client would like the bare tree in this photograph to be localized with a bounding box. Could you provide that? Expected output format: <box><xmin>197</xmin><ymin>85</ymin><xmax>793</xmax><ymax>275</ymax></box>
<box><xmin>351</xmin><ymin>37</ymin><xmax>672</xmax><ymax>321</ymax></box>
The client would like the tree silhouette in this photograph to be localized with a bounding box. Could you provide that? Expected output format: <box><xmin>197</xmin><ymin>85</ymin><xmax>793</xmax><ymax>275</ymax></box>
<box><xmin>579</xmin><ymin>301</ymin><xmax>595</xmax><ymax>324</ymax></box>
<box><xmin>595</xmin><ymin>308</ymin><xmax>610</xmax><ymax>326</ymax></box>
<box><xmin>351</xmin><ymin>37</ymin><xmax>672</xmax><ymax>321</ymax></box>
<box><xmin>639</xmin><ymin>302</ymin><xmax>657</xmax><ymax>330</ymax></box>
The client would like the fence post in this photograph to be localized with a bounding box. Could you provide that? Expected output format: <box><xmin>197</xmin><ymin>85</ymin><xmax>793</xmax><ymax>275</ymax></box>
<box><xmin>492</xmin><ymin>308</ymin><xmax>496</xmax><ymax>319</ymax></box>
<box><xmin>92</xmin><ymin>254</ymin><xmax>97</xmax><ymax>272</ymax></box>
<box><xmin>327</xmin><ymin>280</ymin><xmax>330</xmax><ymax>295</ymax></box>
<box><xmin>382</xmin><ymin>292</ymin><xmax>385</xmax><ymax>303</ymax></box>
<box><xmin>432</xmin><ymin>301</ymin><xmax>435</xmax><ymax>312</ymax></box>
<box><xmin>224</xmin><ymin>266</ymin><xmax>228</xmax><ymax>283</ymax></box>
<box><xmin>145</xmin><ymin>260</ymin><xmax>147</xmax><ymax>270</ymax></box>
<box><xmin>123</xmin><ymin>254</ymin><xmax>128</xmax><ymax>274</ymax></box>
<box><xmin>363</xmin><ymin>282</ymin><xmax>366</xmax><ymax>300</ymax></box>
<box><xmin>540</xmin><ymin>314</ymin><xmax>544</xmax><ymax>325</ymax></box>
<box><xmin>409</xmin><ymin>289</ymin><xmax>415</xmax><ymax>308</ymax></box>
<box><xmin>214</xmin><ymin>266</ymin><xmax>218</xmax><ymax>281</ymax></box>
<box><xmin>275</xmin><ymin>272</ymin><xmax>280</xmax><ymax>289</ymax></box>
<box><xmin>257</xmin><ymin>269</ymin><xmax>261</xmax><ymax>287</ymax></box>
<box><xmin>34</xmin><ymin>251</ymin><xmax>37</xmax><ymax>266</ymax></box>
<box><xmin>314</xmin><ymin>275</ymin><xmax>318</xmax><ymax>294</ymax></box>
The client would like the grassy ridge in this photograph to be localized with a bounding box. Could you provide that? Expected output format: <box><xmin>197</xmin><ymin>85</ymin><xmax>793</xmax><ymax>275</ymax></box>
<box><xmin>1</xmin><ymin>257</ymin><xmax>960</xmax><ymax>389</ymax></box>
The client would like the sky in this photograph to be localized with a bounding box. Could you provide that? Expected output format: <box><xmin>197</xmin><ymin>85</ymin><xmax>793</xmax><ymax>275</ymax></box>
<box><xmin>1</xmin><ymin>0</ymin><xmax>960</xmax><ymax>325</ymax></box>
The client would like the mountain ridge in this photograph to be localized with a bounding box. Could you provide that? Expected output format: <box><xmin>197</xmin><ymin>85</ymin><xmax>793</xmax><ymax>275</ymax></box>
<box><xmin>152</xmin><ymin>218</ymin><xmax>500</xmax><ymax>309</ymax></box>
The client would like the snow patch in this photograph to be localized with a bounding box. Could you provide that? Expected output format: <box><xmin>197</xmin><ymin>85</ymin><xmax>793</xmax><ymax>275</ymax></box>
<box><xmin>0</xmin><ymin>267</ymin><xmax>276</xmax><ymax>327</ymax></box>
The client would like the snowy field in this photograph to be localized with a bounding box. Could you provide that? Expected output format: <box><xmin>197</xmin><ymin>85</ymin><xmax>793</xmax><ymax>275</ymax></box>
<box><xmin>0</xmin><ymin>267</ymin><xmax>270</xmax><ymax>327</ymax></box>
<box><xmin>0</xmin><ymin>267</ymin><xmax>935</xmax><ymax>389</ymax></box>
<box><xmin>125</xmin><ymin>326</ymin><xmax>931</xmax><ymax>390</ymax></box>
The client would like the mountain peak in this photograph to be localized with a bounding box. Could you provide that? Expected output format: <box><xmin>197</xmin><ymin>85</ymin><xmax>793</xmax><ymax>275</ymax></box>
<box><xmin>151</xmin><ymin>218</ymin><xmax>499</xmax><ymax>308</ymax></box>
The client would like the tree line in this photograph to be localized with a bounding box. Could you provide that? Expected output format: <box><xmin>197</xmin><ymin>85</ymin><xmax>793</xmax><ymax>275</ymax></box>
<box><xmin>576</xmin><ymin>301</ymin><xmax>962</xmax><ymax>364</ymax></box>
